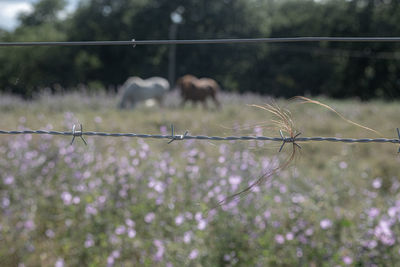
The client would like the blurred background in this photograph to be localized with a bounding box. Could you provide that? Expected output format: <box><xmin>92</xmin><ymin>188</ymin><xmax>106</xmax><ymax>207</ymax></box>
<box><xmin>0</xmin><ymin>0</ymin><xmax>400</xmax><ymax>99</ymax></box>
<box><xmin>1</xmin><ymin>1</ymin><xmax>400</xmax><ymax>266</ymax></box>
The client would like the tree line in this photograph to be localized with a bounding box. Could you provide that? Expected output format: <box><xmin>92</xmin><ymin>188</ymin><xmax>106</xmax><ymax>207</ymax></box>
<box><xmin>0</xmin><ymin>0</ymin><xmax>399</xmax><ymax>99</ymax></box>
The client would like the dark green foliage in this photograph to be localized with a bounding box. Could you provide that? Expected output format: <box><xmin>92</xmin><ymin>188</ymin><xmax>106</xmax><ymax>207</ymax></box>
<box><xmin>18</xmin><ymin>0</ymin><xmax>67</xmax><ymax>26</ymax></box>
<box><xmin>0</xmin><ymin>0</ymin><xmax>399</xmax><ymax>99</ymax></box>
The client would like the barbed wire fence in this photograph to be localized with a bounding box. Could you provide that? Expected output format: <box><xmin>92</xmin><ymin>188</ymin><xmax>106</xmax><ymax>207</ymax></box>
<box><xmin>0</xmin><ymin>125</ymin><xmax>399</xmax><ymax>153</ymax></box>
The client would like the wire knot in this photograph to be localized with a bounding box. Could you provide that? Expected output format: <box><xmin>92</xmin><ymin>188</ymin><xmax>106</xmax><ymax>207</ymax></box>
<box><xmin>279</xmin><ymin>130</ymin><xmax>301</xmax><ymax>152</ymax></box>
<box><xmin>71</xmin><ymin>124</ymin><xmax>87</xmax><ymax>145</ymax></box>
<box><xmin>168</xmin><ymin>124</ymin><xmax>188</xmax><ymax>144</ymax></box>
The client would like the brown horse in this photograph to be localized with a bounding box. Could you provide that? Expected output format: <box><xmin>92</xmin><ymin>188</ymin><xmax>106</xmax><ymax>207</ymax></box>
<box><xmin>176</xmin><ymin>75</ymin><xmax>221</xmax><ymax>108</ymax></box>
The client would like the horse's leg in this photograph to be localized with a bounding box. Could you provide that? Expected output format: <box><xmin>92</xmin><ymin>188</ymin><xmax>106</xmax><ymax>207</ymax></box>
<box><xmin>155</xmin><ymin>96</ymin><xmax>164</xmax><ymax>108</ymax></box>
<box><xmin>180</xmin><ymin>97</ymin><xmax>188</xmax><ymax>108</ymax></box>
<box><xmin>202</xmin><ymin>99</ymin><xmax>209</xmax><ymax>110</ymax></box>
<box><xmin>118</xmin><ymin>93</ymin><xmax>129</xmax><ymax>109</ymax></box>
<box><xmin>127</xmin><ymin>100</ymin><xmax>133</xmax><ymax>109</ymax></box>
<box><xmin>211</xmin><ymin>94</ymin><xmax>221</xmax><ymax>109</ymax></box>
<box><xmin>124</xmin><ymin>95</ymin><xmax>134</xmax><ymax>109</ymax></box>
<box><xmin>118</xmin><ymin>99</ymin><xmax>125</xmax><ymax>109</ymax></box>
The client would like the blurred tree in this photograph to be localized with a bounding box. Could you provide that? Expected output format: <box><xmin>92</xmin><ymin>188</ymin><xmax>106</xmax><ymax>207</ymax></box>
<box><xmin>18</xmin><ymin>0</ymin><xmax>67</xmax><ymax>26</ymax></box>
<box><xmin>0</xmin><ymin>0</ymin><xmax>399</xmax><ymax>99</ymax></box>
<box><xmin>0</xmin><ymin>25</ymin><xmax>72</xmax><ymax>97</ymax></box>
<box><xmin>254</xmin><ymin>0</ymin><xmax>400</xmax><ymax>99</ymax></box>
<box><xmin>0</xmin><ymin>0</ymin><xmax>72</xmax><ymax>97</ymax></box>
<box><xmin>67</xmin><ymin>0</ymin><xmax>148</xmax><ymax>88</ymax></box>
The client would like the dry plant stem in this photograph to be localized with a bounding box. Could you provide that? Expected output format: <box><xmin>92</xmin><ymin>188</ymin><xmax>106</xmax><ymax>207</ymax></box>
<box><xmin>294</xmin><ymin>96</ymin><xmax>383</xmax><ymax>137</ymax></box>
<box><xmin>213</xmin><ymin>146</ymin><xmax>297</xmax><ymax>209</ymax></box>
<box><xmin>212</xmin><ymin>102</ymin><xmax>299</xmax><ymax>209</ymax></box>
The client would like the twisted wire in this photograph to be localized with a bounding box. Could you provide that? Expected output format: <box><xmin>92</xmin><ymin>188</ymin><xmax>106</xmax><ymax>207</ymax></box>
<box><xmin>0</xmin><ymin>129</ymin><xmax>399</xmax><ymax>144</ymax></box>
<box><xmin>1</xmin><ymin>37</ymin><xmax>400</xmax><ymax>47</ymax></box>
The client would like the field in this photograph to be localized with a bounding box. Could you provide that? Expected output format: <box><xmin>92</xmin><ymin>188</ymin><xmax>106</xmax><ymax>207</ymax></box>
<box><xmin>0</xmin><ymin>91</ymin><xmax>399</xmax><ymax>266</ymax></box>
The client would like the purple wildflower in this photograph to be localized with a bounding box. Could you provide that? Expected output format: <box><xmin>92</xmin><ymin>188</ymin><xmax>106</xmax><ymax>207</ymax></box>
<box><xmin>189</xmin><ymin>249</ymin><xmax>199</xmax><ymax>260</ymax></box>
<box><xmin>115</xmin><ymin>225</ymin><xmax>126</xmax><ymax>235</ymax></box>
<box><xmin>85</xmin><ymin>234</ymin><xmax>94</xmax><ymax>248</ymax></box>
<box><xmin>183</xmin><ymin>231</ymin><xmax>192</xmax><ymax>244</ymax></box>
<box><xmin>342</xmin><ymin>256</ymin><xmax>353</xmax><ymax>265</ymax></box>
<box><xmin>228</xmin><ymin>175</ymin><xmax>241</xmax><ymax>186</ymax></box>
<box><xmin>61</xmin><ymin>192</ymin><xmax>73</xmax><ymax>206</ymax></box>
<box><xmin>320</xmin><ymin>219</ymin><xmax>332</xmax><ymax>230</ymax></box>
<box><xmin>367</xmin><ymin>208</ymin><xmax>380</xmax><ymax>219</ymax></box>
<box><xmin>339</xmin><ymin>161</ymin><xmax>348</xmax><ymax>169</ymax></box>
<box><xmin>197</xmin><ymin>219</ymin><xmax>207</xmax><ymax>230</ymax></box>
<box><xmin>374</xmin><ymin>220</ymin><xmax>395</xmax><ymax>246</ymax></box>
<box><xmin>153</xmin><ymin>240</ymin><xmax>165</xmax><ymax>262</ymax></box>
<box><xmin>55</xmin><ymin>258</ymin><xmax>64</xmax><ymax>267</ymax></box>
<box><xmin>275</xmin><ymin>234</ymin><xmax>285</xmax><ymax>244</ymax></box>
<box><xmin>175</xmin><ymin>214</ymin><xmax>185</xmax><ymax>226</ymax></box>
<box><xmin>125</xmin><ymin>219</ymin><xmax>135</xmax><ymax>228</ymax></box>
<box><xmin>286</xmin><ymin>232</ymin><xmax>294</xmax><ymax>241</ymax></box>
<box><xmin>3</xmin><ymin>175</ymin><xmax>14</xmax><ymax>185</ymax></box>
<box><xmin>45</xmin><ymin>229</ymin><xmax>55</xmax><ymax>238</ymax></box>
<box><xmin>128</xmin><ymin>229</ymin><xmax>136</xmax><ymax>238</ymax></box>
<box><xmin>145</xmin><ymin>212</ymin><xmax>155</xmax><ymax>223</ymax></box>
<box><xmin>372</xmin><ymin>178</ymin><xmax>382</xmax><ymax>189</ymax></box>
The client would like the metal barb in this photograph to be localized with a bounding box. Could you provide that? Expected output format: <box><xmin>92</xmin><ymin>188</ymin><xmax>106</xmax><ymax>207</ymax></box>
<box><xmin>397</xmin><ymin>128</ymin><xmax>400</xmax><ymax>153</ymax></box>
<box><xmin>132</xmin><ymin>39</ymin><xmax>136</xmax><ymax>48</ymax></box>
<box><xmin>168</xmin><ymin>124</ymin><xmax>188</xmax><ymax>144</ymax></box>
<box><xmin>167</xmin><ymin>124</ymin><xmax>175</xmax><ymax>144</ymax></box>
<box><xmin>293</xmin><ymin>132</ymin><xmax>302</xmax><ymax>150</ymax></box>
<box><xmin>70</xmin><ymin>124</ymin><xmax>87</xmax><ymax>145</ymax></box>
<box><xmin>278</xmin><ymin>130</ymin><xmax>286</xmax><ymax>152</ymax></box>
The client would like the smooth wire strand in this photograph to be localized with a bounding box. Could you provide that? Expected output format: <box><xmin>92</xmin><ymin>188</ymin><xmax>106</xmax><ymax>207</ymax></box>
<box><xmin>2</xmin><ymin>37</ymin><xmax>400</xmax><ymax>47</ymax></box>
<box><xmin>0</xmin><ymin>130</ymin><xmax>399</xmax><ymax>144</ymax></box>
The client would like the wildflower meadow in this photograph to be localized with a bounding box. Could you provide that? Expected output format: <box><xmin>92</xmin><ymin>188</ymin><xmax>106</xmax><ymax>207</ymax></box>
<box><xmin>1</xmin><ymin>91</ymin><xmax>399</xmax><ymax>266</ymax></box>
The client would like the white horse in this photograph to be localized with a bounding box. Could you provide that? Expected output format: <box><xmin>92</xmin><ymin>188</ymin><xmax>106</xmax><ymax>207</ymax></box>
<box><xmin>118</xmin><ymin>76</ymin><xmax>170</xmax><ymax>109</ymax></box>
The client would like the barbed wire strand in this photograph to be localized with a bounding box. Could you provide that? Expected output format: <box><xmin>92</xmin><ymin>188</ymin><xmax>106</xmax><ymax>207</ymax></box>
<box><xmin>0</xmin><ymin>126</ymin><xmax>399</xmax><ymax>152</ymax></box>
<box><xmin>1</xmin><ymin>37</ymin><xmax>400</xmax><ymax>47</ymax></box>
